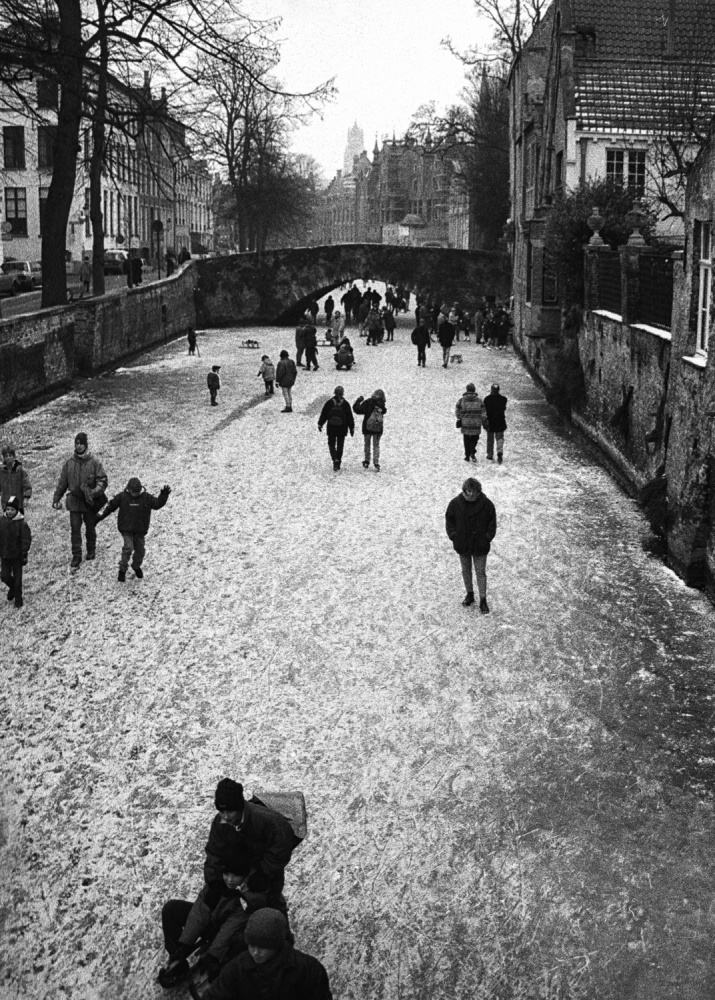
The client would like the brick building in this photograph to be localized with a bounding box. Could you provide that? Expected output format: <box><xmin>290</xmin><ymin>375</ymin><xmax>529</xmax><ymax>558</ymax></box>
<box><xmin>508</xmin><ymin>0</ymin><xmax>715</xmax><ymax>350</ymax></box>
<box><xmin>0</xmin><ymin>71</ymin><xmax>213</xmax><ymax>267</ymax></box>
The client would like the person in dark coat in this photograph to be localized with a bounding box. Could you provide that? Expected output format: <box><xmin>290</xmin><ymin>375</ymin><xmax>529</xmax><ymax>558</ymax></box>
<box><xmin>382</xmin><ymin>308</ymin><xmax>396</xmax><ymax>341</ymax></box>
<box><xmin>324</xmin><ymin>295</ymin><xmax>334</xmax><ymax>325</ymax></box>
<box><xmin>295</xmin><ymin>321</ymin><xmax>307</xmax><ymax>368</ymax></box>
<box><xmin>52</xmin><ymin>432</ymin><xmax>108</xmax><ymax>568</ymax></box>
<box><xmin>437</xmin><ymin>318</ymin><xmax>456</xmax><ymax>367</ymax></box>
<box><xmin>411</xmin><ymin>320</ymin><xmax>431</xmax><ymax>367</ymax></box>
<box><xmin>207</xmin><ymin>366</ymin><xmax>221</xmax><ymax>406</ymax></box>
<box><xmin>95</xmin><ymin>477</ymin><xmax>171</xmax><ymax>581</ymax></box>
<box><xmin>307</xmin><ymin>299</ymin><xmax>319</xmax><ymax>324</ymax></box>
<box><xmin>131</xmin><ymin>255</ymin><xmax>143</xmax><ymax>286</ymax></box>
<box><xmin>445</xmin><ymin>477</ymin><xmax>497</xmax><ymax>614</ymax></box>
<box><xmin>353</xmin><ymin>389</ymin><xmax>386</xmax><ymax>471</ymax></box>
<box><xmin>275</xmin><ymin>351</ymin><xmax>298</xmax><ymax>412</ymax></box>
<box><xmin>318</xmin><ymin>386</ymin><xmax>355</xmax><ymax>471</ymax></box>
<box><xmin>365</xmin><ymin>308</ymin><xmax>382</xmax><ymax>346</ymax></box>
<box><xmin>334</xmin><ymin>340</ymin><xmax>354</xmax><ymax>371</ymax></box>
<box><xmin>187</xmin><ymin>328</ymin><xmax>197</xmax><ymax>355</ymax></box>
<box><xmin>1</xmin><ymin>443</ymin><xmax>32</xmax><ymax>513</ymax></box>
<box><xmin>484</xmin><ymin>383</ymin><xmax>508</xmax><ymax>463</ymax></box>
<box><xmin>0</xmin><ymin>495</ymin><xmax>31</xmax><ymax>609</ymax></box>
<box><xmin>202</xmin><ymin>909</ymin><xmax>333</xmax><ymax>1000</ymax></box>
<box><xmin>303</xmin><ymin>324</ymin><xmax>319</xmax><ymax>371</ymax></box>
<box><xmin>159</xmin><ymin>780</ymin><xmax>300</xmax><ymax>988</ymax></box>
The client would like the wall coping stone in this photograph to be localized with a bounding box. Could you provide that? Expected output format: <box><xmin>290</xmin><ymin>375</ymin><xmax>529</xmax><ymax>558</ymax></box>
<box><xmin>681</xmin><ymin>353</ymin><xmax>708</xmax><ymax>369</ymax></box>
<box><xmin>593</xmin><ymin>308</ymin><xmax>623</xmax><ymax>322</ymax></box>
<box><xmin>631</xmin><ymin>322</ymin><xmax>672</xmax><ymax>341</ymax></box>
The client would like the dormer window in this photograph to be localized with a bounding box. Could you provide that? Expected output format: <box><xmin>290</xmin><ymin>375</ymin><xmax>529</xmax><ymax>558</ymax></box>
<box><xmin>575</xmin><ymin>28</ymin><xmax>596</xmax><ymax>57</ymax></box>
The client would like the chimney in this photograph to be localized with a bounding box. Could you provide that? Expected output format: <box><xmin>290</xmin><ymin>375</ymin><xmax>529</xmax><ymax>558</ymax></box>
<box><xmin>143</xmin><ymin>70</ymin><xmax>150</xmax><ymax>89</ymax></box>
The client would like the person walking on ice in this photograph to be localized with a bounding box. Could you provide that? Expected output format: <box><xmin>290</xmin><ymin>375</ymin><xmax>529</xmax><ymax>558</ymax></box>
<box><xmin>257</xmin><ymin>356</ymin><xmax>275</xmax><ymax>396</ymax></box>
<box><xmin>484</xmin><ymin>383</ymin><xmax>508</xmax><ymax>463</ymax></box>
<box><xmin>95</xmin><ymin>477</ymin><xmax>171</xmax><ymax>581</ymax></box>
<box><xmin>52</xmin><ymin>432</ymin><xmax>108</xmax><ymax>569</ymax></box>
<box><xmin>1</xmin><ymin>442</ymin><xmax>32</xmax><ymax>512</ymax></box>
<box><xmin>456</xmin><ymin>383</ymin><xmax>486</xmax><ymax>463</ymax></box>
<box><xmin>0</xmin><ymin>496</ymin><xmax>31</xmax><ymax>609</ymax></box>
<box><xmin>208</xmin><ymin>366</ymin><xmax>221</xmax><ymax>406</ymax></box>
<box><xmin>353</xmin><ymin>389</ymin><xmax>386</xmax><ymax>471</ymax></box>
<box><xmin>275</xmin><ymin>351</ymin><xmax>297</xmax><ymax>412</ymax></box>
<box><xmin>445</xmin><ymin>477</ymin><xmax>496</xmax><ymax>614</ymax></box>
<box><xmin>318</xmin><ymin>386</ymin><xmax>354</xmax><ymax>471</ymax></box>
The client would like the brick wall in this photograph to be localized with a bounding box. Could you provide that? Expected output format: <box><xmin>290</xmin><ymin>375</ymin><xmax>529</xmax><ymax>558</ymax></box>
<box><xmin>73</xmin><ymin>263</ymin><xmax>196</xmax><ymax>372</ymax></box>
<box><xmin>0</xmin><ymin>306</ymin><xmax>75</xmax><ymax>418</ymax></box>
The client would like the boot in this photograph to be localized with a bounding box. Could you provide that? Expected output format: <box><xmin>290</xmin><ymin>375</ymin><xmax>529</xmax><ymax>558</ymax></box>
<box><xmin>133</xmin><ymin>566</ymin><xmax>144</xmax><ymax>579</ymax></box>
<box><xmin>71</xmin><ymin>555</ymin><xmax>81</xmax><ymax>569</ymax></box>
<box><xmin>6</xmin><ymin>588</ymin><xmax>14</xmax><ymax>602</ymax></box>
<box><xmin>479</xmin><ymin>597</ymin><xmax>490</xmax><ymax>614</ymax></box>
<box><xmin>118</xmin><ymin>569</ymin><xmax>126</xmax><ymax>582</ymax></box>
<box><xmin>497</xmin><ymin>454</ymin><xmax>503</xmax><ymax>464</ymax></box>
<box><xmin>462</xmin><ymin>592</ymin><xmax>475</xmax><ymax>606</ymax></box>
<box><xmin>158</xmin><ymin>958</ymin><xmax>190</xmax><ymax>989</ymax></box>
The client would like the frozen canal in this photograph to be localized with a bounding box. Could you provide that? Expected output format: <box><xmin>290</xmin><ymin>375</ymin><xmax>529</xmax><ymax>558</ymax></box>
<box><xmin>2</xmin><ymin>309</ymin><xmax>715</xmax><ymax>999</ymax></box>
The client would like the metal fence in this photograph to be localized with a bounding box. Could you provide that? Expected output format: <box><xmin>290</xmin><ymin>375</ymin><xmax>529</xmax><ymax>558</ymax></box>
<box><xmin>638</xmin><ymin>253</ymin><xmax>674</xmax><ymax>329</ymax></box>
<box><xmin>597</xmin><ymin>252</ymin><xmax>622</xmax><ymax>314</ymax></box>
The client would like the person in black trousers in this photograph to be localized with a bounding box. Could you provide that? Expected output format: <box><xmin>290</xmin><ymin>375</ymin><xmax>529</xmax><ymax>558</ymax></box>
<box><xmin>318</xmin><ymin>387</ymin><xmax>355</xmax><ymax>470</ymax></box>
<box><xmin>411</xmin><ymin>319</ymin><xmax>431</xmax><ymax>367</ymax></box>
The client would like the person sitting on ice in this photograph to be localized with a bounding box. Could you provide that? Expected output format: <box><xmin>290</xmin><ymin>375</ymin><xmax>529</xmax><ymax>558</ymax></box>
<box><xmin>158</xmin><ymin>779</ymin><xmax>299</xmax><ymax>988</ymax></box>
<box><xmin>334</xmin><ymin>340</ymin><xmax>354</xmax><ymax>371</ymax></box>
<box><xmin>200</xmin><ymin>908</ymin><xmax>333</xmax><ymax>1000</ymax></box>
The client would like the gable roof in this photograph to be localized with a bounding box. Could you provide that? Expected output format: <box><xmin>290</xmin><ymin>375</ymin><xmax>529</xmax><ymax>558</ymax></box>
<box><xmin>575</xmin><ymin>58</ymin><xmax>715</xmax><ymax>134</ymax></box>
<box><xmin>570</xmin><ymin>0</ymin><xmax>715</xmax><ymax>62</ymax></box>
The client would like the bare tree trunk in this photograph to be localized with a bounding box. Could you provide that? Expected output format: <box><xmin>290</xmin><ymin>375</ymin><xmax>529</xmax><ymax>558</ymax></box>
<box><xmin>41</xmin><ymin>0</ymin><xmax>82</xmax><ymax>308</ymax></box>
<box><xmin>90</xmin><ymin>0</ymin><xmax>108</xmax><ymax>296</ymax></box>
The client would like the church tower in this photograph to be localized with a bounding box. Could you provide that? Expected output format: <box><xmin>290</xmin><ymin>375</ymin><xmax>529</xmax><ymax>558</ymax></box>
<box><xmin>343</xmin><ymin>122</ymin><xmax>364</xmax><ymax>175</ymax></box>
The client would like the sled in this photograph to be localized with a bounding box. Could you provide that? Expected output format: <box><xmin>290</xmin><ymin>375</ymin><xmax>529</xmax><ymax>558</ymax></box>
<box><xmin>239</xmin><ymin>339</ymin><xmax>261</xmax><ymax>349</ymax></box>
<box><xmin>251</xmin><ymin>789</ymin><xmax>308</xmax><ymax>842</ymax></box>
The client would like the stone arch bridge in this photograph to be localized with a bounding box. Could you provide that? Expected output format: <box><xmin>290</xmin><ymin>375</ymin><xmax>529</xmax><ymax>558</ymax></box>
<box><xmin>194</xmin><ymin>243</ymin><xmax>511</xmax><ymax>326</ymax></box>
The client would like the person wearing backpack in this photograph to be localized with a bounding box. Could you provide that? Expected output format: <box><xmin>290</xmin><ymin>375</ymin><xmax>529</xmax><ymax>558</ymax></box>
<box><xmin>353</xmin><ymin>390</ymin><xmax>387</xmax><ymax>471</ymax></box>
<box><xmin>317</xmin><ymin>386</ymin><xmax>355</xmax><ymax>471</ymax></box>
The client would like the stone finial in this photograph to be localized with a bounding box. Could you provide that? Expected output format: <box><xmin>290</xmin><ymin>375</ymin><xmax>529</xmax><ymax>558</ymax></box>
<box><xmin>627</xmin><ymin>200</ymin><xmax>647</xmax><ymax>246</ymax></box>
<box><xmin>587</xmin><ymin>207</ymin><xmax>605</xmax><ymax>245</ymax></box>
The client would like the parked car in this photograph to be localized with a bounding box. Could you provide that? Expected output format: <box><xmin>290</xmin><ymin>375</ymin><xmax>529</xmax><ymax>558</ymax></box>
<box><xmin>1</xmin><ymin>260</ymin><xmax>36</xmax><ymax>293</ymax></box>
<box><xmin>30</xmin><ymin>261</ymin><xmax>42</xmax><ymax>287</ymax></box>
<box><xmin>103</xmin><ymin>249</ymin><xmax>129</xmax><ymax>275</ymax></box>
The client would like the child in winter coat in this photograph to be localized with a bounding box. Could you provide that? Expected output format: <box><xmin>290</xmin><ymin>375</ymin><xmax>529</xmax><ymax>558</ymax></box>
<box><xmin>257</xmin><ymin>356</ymin><xmax>275</xmax><ymax>396</ymax></box>
<box><xmin>0</xmin><ymin>496</ymin><xmax>32</xmax><ymax>609</ymax></box>
<box><xmin>1</xmin><ymin>443</ymin><xmax>32</xmax><ymax>512</ymax></box>
<box><xmin>95</xmin><ymin>477</ymin><xmax>171</xmax><ymax>581</ymax></box>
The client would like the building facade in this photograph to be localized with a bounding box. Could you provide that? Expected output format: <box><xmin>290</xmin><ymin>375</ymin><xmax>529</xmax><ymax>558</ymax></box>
<box><xmin>508</xmin><ymin>0</ymin><xmax>715</xmax><ymax>349</ymax></box>
<box><xmin>0</xmin><ymin>72</ymin><xmax>213</xmax><ymax>267</ymax></box>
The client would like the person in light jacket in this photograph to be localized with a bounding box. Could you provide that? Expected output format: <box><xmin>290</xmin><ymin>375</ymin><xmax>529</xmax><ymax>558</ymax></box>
<box><xmin>52</xmin><ymin>432</ymin><xmax>108</xmax><ymax>569</ymax></box>
<box><xmin>455</xmin><ymin>383</ymin><xmax>486</xmax><ymax>463</ymax></box>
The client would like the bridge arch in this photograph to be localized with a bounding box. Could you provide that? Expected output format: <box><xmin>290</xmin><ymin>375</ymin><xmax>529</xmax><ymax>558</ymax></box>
<box><xmin>194</xmin><ymin>244</ymin><xmax>511</xmax><ymax>326</ymax></box>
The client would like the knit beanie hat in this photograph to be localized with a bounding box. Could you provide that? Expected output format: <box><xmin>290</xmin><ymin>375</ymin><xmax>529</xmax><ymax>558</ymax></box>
<box><xmin>373</xmin><ymin>389</ymin><xmax>385</xmax><ymax>400</ymax></box>
<box><xmin>75</xmin><ymin>432</ymin><xmax>88</xmax><ymax>446</ymax></box>
<box><xmin>215</xmin><ymin>778</ymin><xmax>244</xmax><ymax>812</ymax></box>
<box><xmin>126</xmin><ymin>477</ymin><xmax>142</xmax><ymax>493</ymax></box>
<box><xmin>5</xmin><ymin>495</ymin><xmax>19</xmax><ymax>510</ymax></box>
<box><xmin>244</xmin><ymin>909</ymin><xmax>288</xmax><ymax>950</ymax></box>
<box><xmin>466</xmin><ymin>383</ymin><xmax>475</xmax><ymax>393</ymax></box>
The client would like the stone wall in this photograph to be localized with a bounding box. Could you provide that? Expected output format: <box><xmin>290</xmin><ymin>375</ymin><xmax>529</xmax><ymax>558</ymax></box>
<box><xmin>574</xmin><ymin>311</ymin><xmax>671</xmax><ymax>488</ymax></box>
<box><xmin>73</xmin><ymin>263</ymin><xmax>196</xmax><ymax>373</ymax></box>
<box><xmin>0</xmin><ymin>306</ymin><xmax>75</xmax><ymax>418</ymax></box>
<box><xmin>195</xmin><ymin>244</ymin><xmax>512</xmax><ymax>327</ymax></box>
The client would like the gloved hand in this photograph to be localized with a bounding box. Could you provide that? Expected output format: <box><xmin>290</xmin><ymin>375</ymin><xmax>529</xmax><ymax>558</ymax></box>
<box><xmin>318</xmin><ymin>425</ymin><xmax>323</xmax><ymax>433</ymax></box>
<box><xmin>160</xmin><ymin>485</ymin><xmax>171</xmax><ymax>496</ymax></box>
<box><xmin>52</xmin><ymin>501</ymin><xmax>62</xmax><ymax>511</ymax></box>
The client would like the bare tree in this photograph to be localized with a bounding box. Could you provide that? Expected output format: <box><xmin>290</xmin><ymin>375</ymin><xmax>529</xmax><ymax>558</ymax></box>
<box><xmin>443</xmin><ymin>0</ymin><xmax>547</xmax><ymax>66</ymax></box>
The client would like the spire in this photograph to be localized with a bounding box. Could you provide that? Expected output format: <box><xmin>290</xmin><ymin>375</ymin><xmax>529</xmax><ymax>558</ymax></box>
<box><xmin>373</xmin><ymin>133</ymin><xmax>379</xmax><ymax>155</ymax></box>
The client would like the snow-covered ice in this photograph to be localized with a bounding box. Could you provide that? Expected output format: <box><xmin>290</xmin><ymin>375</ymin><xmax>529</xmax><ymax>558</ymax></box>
<box><xmin>2</xmin><ymin>310</ymin><xmax>715</xmax><ymax>999</ymax></box>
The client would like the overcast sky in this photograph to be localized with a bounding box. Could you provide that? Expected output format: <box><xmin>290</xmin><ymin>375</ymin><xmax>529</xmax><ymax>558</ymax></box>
<box><xmin>245</xmin><ymin>0</ymin><xmax>491</xmax><ymax>179</ymax></box>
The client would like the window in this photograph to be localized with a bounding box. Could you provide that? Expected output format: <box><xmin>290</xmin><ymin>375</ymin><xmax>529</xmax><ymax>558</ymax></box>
<box><xmin>606</xmin><ymin>149</ymin><xmax>624</xmax><ymax>186</ymax></box>
<box><xmin>37</xmin><ymin>79</ymin><xmax>59</xmax><ymax>109</ymax></box>
<box><xmin>38</xmin><ymin>126</ymin><xmax>57</xmax><ymax>169</ymax></box>
<box><xmin>628</xmin><ymin>152</ymin><xmax>646</xmax><ymax>197</ymax></box>
<box><xmin>575</xmin><ymin>29</ymin><xmax>596</xmax><ymax>57</ymax></box>
<box><xmin>542</xmin><ymin>254</ymin><xmax>558</xmax><ymax>305</ymax></box>
<box><xmin>3</xmin><ymin>127</ymin><xmax>25</xmax><ymax>169</ymax></box>
<box><xmin>39</xmin><ymin>187</ymin><xmax>50</xmax><ymax>234</ymax></box>
<box><xmin>696</xmin><ymin>221</ymin><xmax>711</xmax><ymax>353</ymax></box>
<box><xmin>606</xmin><ymin>149</ymin><xmax>646</xmax><ymax>196</ymax></box>
<box><xmin>5</xmin><ymin>187</ymin><xmax>27</xmax><ymax>234</ymax></box>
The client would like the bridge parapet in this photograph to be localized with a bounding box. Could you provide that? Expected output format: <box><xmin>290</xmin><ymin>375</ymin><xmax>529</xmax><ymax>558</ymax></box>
<box><xmin>195</xmin><ymin>244</ymin><xmax>511</xmax><ymax>326</ymax></box>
